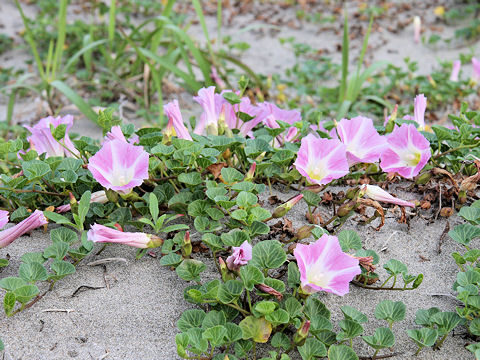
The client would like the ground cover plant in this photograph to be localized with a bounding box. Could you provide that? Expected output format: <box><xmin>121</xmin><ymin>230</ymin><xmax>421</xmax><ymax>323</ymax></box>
<box><xmin>1</xmin><ymin>0</ymin><xmax>480</xmax><ymax>359</ymax></box>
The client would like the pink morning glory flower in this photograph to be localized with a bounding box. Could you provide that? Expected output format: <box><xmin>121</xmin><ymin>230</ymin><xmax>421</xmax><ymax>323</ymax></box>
<box><xmin>87</xmin><ymin>139</ymin><xmax>149</xmax><ymax>194</ymax></box>
<box><xmin>380</xmin><ymin>124</ymin><xmax>431</xmax><ymax>179</ymax></box>
<box><xmin>256</xmin><ymin>102</ymin><xmax>301</xmax><ymax>145</ymax></box>
<box><xmin>25</xmin><ymin>115</ymin><xmax>79</xmax><ymax>158</ymax></box>
<box><xmin>403</xmin><ymin>94</ymin><xmax>427</xmax><ymax>130</ymax></box>
<box><xmin>0</xmin><ymin>210</ymin><xmax>48</xmax><ymax>248</ymax></box>
<box><xmin>87</xmin><ymin>224</ymin><xmax>162</xmax><ymax>249</ymax></box>
<box><xmin>472</xmin><ymin>58</ymin><xmax>480</xmax><ymax>83</ymax></box>
<box><xmin>334</xmin><ymin>116</ymin><xmax>387</xmax><ymax>166</ymax></box>
<box><xmin>450</xmin><ymin>60</ymin><xmax>461</xmax><ymax>81</ymax></box>
<box><xmin>360</xmin><ymin>184</ymin><xmax>415</xmax><ymax>207</ymax></box>
<box><xmin>294</xmin><ymin>234</ymin><xmax>361</xmax><ymax>296</ymax></box>
<box><xmin>105</xmin><ymin>126</ymin><xmax>139</xmax><ymax>144</ymax></box>
<box><xmin>413</xmin><ymin>16</ymin><xmax>421</xmax><ymax>43</ymax></box>
<box><xmin>294</xmin><ymin>134</ymin><xmax>349</xmax><ymax>185</ymax></box>
<box><xmin>0</xmin><ymin>210</ymin><xmax>9</xmax><ymax>229</ymax></box>
<box><xmin>56</xmin><ymin>190</ymin><xmax>108</xmax><ymax>213</ymax></box>
<box><xmin>226</xmin><ymin>240</ymin><xmax>252</xmax><ymax>271</ymax></box>
<box><xmin>163</xmin><ymin>100</ymin><xmax>193</xmax><ymax>141</ymax></box>
<box><xmin>193</xmin><ymin>86</ymin><xmax>219</xmax><ymax>135</ymax></box>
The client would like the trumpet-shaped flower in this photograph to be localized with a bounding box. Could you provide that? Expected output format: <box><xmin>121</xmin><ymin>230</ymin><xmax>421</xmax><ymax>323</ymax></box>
<box><xmin>87</xmin><ymin>224</ymin><xmax>163</xmax><ymax>248</ymax></box>
<box><xmin>450</xmin><ymin>60</ymin><xmax>461</xmax><ymax>81</ymax></box>
<box><xmin>25</xmin><ymin>115</ymin><xmax>79</xmax><ymax>158</ymax></box>
<box><xmin>0</xmin><ymin>210</ymin><xmax>8</xmax><ymax>229</ymax></box>
<box><xmin>193</xmin><ymin>86</ymin><xmax>219</xmax><ymax>135</ymax></box>
<box><xmin>163</xmin><ymin>100</ymin><xmax>193</xmax><ymax>141</ymax></box>
<box><xmin>360</xmin><ymin>184</ymin><xmax>415</xmax><ymax>207</ymax></box>
<box><xmin>226</xmin><ymin>240</ymin><xmax>252</xmax><ymax>271</ymax></box>
<box><xmin>88</xmin><ymin>139</ymin><xmax>149</xmax><ymax>194</ymax></box>
<box><xmin>0</xmin><ymin>210</ymin><xmax>48</xmax><ymax>248</ymax></box>
<box><xmin>56</xmin><ymin>190</ymin><xmax>109</xmax><ymax>213</ymax></box>
<box><xmin>294</xmin><ymin>234</ymin><xmax>361</xmax><ymax>296</ymax></box>
<box><xmin>294</xmin><ymin>134</ymin><xmax>349</xmax><ymax>185</ymax></box>
<box><xmin>472</xmin><ymin>58</ymin><xmax>480</xmax><ymax>82</ymax></box>
<box><xmin>380</xmin><ymin>124</ymin><xmax>431</xmax><ymax>179</ymax></box>
<box><xmin>105</xmin><ymin>126</ymin><xmax>139</xmax><ymax>144</ymax></box>
<box><xmin>256</xmin><ymin>102</ymin><xmax>300</xmax><ymax>145</ymax></box>
<box><xmin>334</xmin><ymin>116</ymin><xmax>387</xmax><ymax>166</ymax></box>
<box><xmin>413</xmin><ymin>16</ymin><xmax>421</xmax><ymax>43</ymax></box>
<box><xmin>404</xmin><ymin>94</ymin><xmax>427</xmax><ymax>130</ymax></box>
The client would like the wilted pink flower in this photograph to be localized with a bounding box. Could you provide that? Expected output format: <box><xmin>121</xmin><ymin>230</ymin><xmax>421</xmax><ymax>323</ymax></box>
<box><xmin>450</xmin><ymin>60</ymin><xmax>461</xmax><ymax>81</ymax></box>
<box><xmin>360</xmin><ymin>184</ymin><xmax>415</xmax><ymax>207</ymax></box>
<box><xmin>88</xmin><ymin>139</ymin><xmax>149</xmax><ymax>194</ymax></box>
<box><xmin>226</xmin><ymin>240</ymin><xmax>252</xmax><ymax>271</ymax></box>
<box><xmin>334</xmin><ymin>116</ymin><xmax>387</xmax><ymax>166</ymax></box>
<box><xmin>294</xmin><ymin>134</ymin><xmax>349</xmax><ymax>185</ymax></box>
<box><xmin>0</xmin><ymin>210</ymin><xmax>47</xmax><ymax>248</ymax></box>
<box><xmin>87</xmin><ymin>224</ymin><xmax>163</xmax><ymax>248</ymax></box>
<box><xmin>413</xmin><ymin>16</ymin><xmax>421</xmax><ymax>43</ymax></box>
<box><xmin>472</xmin><ymin>58</ymin><xmax>480</xmax><ymax>82</ymax></box>
<box><xmin>163</xmin><ymin>100</ymin><xmax>193</xmax><ymax>141</ymax></box>
<box><xmin>25</xmin><ymin>115</ymin><xmax>79</xmax><ymax>158</ymax></box>
<box><xmin>380</xmin><ymin>124</ymin><xmax>431</xmax><ymax>179</ymax></box>
<box><xmin>0</xmin><ymin>210</ymin><xmax>8</xmax><ymax>229</ymax></box>
<box><xmin>294</xmin><ymin>234</ymin><xmax>361</xmax><ymax>296</ymax></box>
<box><xmin>105</xmin><ymin>126</ymin><xmax>139</xmax><ymax>144</ymax></box>
<box><xmin>56</xmin><ymin>190</ymin><xmax>108</xmax><ymax>213</ymax></box>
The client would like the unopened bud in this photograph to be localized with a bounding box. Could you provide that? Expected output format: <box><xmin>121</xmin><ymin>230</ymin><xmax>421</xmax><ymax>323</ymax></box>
<box><xmin>181</xmin><ymin>231</ymin><xmax>192</xmax><ymax>258</ymax></box>
<box><xmin>294</xmin><ymin>320</ymin><xmax>310</xmax><ymax>345</ymax></box>
<box><xmin>346</xmin><ymin>187</ymin><xmax>360</xmax><ymax>200</ymax></box>
<box><xmin>255</xmin><ymin>283</ymin><xmax>283</xmax><ymax>301</ymax></box>
<box><xmin>219</xmin><ymin>257</ymin><xmax>234</xmax><ymax>282</ymax></box>
<box><xmin>415</xmin><ymin>171</ymin><xmax>431</xmax><ymax>185</ymax></box>
<box><xmin>296</xmin><ymin>225</ymin><xmax>314</xmax><ymax>240</ymax></box>
<box><xmin>106</xmin><ymin>188</ymin><xmax>119</xmax><ymax>203</ymax></box>
<box><xmin>385</xmin><ymin>104</ymin><xmax>398</xmax><ymax>134</ymax></box>
<box><xmin>69</xmin><ymin>192</ymin><xmax>78</xmax><ymax>214</ymax></box>
<box><xmin>272</xmin><ymin>194</ymin><xmax>303</xmax><ymax>218</ymax></box>
<box><xmin>337</xmin><ymin>200</ymin><xmax>356</xmax><ymax>217</ymax></box>
<box><xmin>245</xmin><ymin>162</ymin><xmax>256</xmax><ymax>182</ymax></box>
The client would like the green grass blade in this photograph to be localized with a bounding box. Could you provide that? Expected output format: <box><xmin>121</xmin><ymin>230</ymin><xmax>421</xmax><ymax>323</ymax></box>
<box><xmin>51</xmin><ymin>80</ymin><xmax>98</xmax><ymax>125</ymax></box>
<box><xmin>338</xmin><ymin>10</ymin><xmax>349</xmax><ymax>103</ymax></box>
<box><xmin>337</xmin><ymin>100</ymin><xmax>352</xmax><ymax>120</ymax></box>
<box><xmin>108</xmin><ymin>0</ymin><xmax>116</xmax><ymax>48</ymax></box>
<box><xmin>191</xmin><ymin>0</ymin><xmax>217</xmax><ymax>66</ymax></box>
<box><xmin>217</xmin><ymin>0</ymin><xmax>222</xmax><ymax>49</ymax></box>
<box><xmin>63</xmin><ymin>39</ymin><xmax>108</xmax><ymax>74</ymax></box>
<box><xmin>364</xmin><ymin>95</ymin><xmax>394</xmax><ymax>111</ymax></box>
<box><xmin>51</xmin><ymin>0</ymin><xmax>68</xmax><ymax>80</ymax></box>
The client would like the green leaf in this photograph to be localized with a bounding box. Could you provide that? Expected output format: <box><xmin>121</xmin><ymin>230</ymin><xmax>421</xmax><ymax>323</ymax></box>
<box><xmin>284</xmin><ymin>297</ymin><xmax>302</xmax><ymax>319</ymax></box>
<box><xmin>252</xmin><ymin>240</ymin><xmax>286</xmax><ymax>270</ymax></box>
<box><xmin>188</xmin><ymin>200</ymin><xmax>209</xmax><ymax>217</ymax></box>
<box><xmin>471</xmin><ymin>318</ymin><xmax>480</xmax><ymax>336</ymax></box>
<box><xmin>327</xmin><ymin>344</ymin><xmax>358</xmax><ymax>360</ymax></box>
<box><xmin>406</xmin><ymin>328</ymin><xmax>438</xmax><ymax>348</ymax></box>
<box><xmin>430</xmin><ymin>311</ymin><xmax>462</xmax><ymax>336</ymax></box>
<box><xmin>43</xmin><ymin>211</ymin><xmax>74</xmax><ymax>226</ymax></box>
<box><xmin>13</xmin><ymin>284</ymin><xmax>39</xmax><ymax>304</ymax></box>
<box><xmin>271</xmin><ymin>332</ymin><xmax>290</xmax><ymax>350</ymax></box>
<box><xmin>186</xmin><ymin>327</ymin><xmax>208</xmax><ymax>353</ymax></box>
<box><xmin>458</xmin><ymin>206</ymin><xmax>480</xmax><ymax>224</ymax></box>
<box><xmin>362</xmin><ymin>327</ymin><xmax>395</xmax><ymax>350</ymax></box>
<box><xmin>176</xmin><ymin>259</ymin><xmax>206</xmax><ymax>282</ymax></box>
<box><xmin>239</xmin><ymin>316</ymin><xmax>272</xmax><ymax>343</ymax></box>
<box><xmin>374</xmin><ymin>300</ymin><xmax>406</xmax><ymax>324</ymax></box>
<box><xmin>341</xmin><ymin>306</ymin><xmax>368</xmax><ymax>323</ymax></box>
<box><xmin>221</xmin><ymin>229</ymin><xmax>250</xmax><ymax>247</ymax></box>
<box><xmin>265</xmin><ymin>309</ymin><xmax>289</xmax><ymax>326</ymax></box>
<box><xmin>236</xmin><ymin>191</ymin><xmax>258</xmax><ymax>208</ymax></box>
<box><xmin>298</xmin><ymin>337</ymin><xmax>327</xmax><ymax>360</ymax></box>
<box><xmin>177</xmin><ymin>309</ymin><xmax>206</xmax><ymax>332</ymax></box>
<box><xmin>415</xmin><ymin>307</ymin><xmax>441</xmax><ymax>327</ymax></box>
<box><xmin>202</xmin><ymin>325</ymin><xmax>227</xmax><ymax>347</ymax></box>
<box><xmin>305</xmin><ymin>297</ymin><xmax>331</xmax><ymax>321</ymax></box>
<box><xmin>202</xmin><ymin>310</ymin><xmax>226</xmax><ymax>329</ymax></box>
<box><xmin>50</xmin><ymin>227</ymin><xmax>78</xmax><ymax>245</ymax></box>
<box><xmin>383</xmin><ymin>259</ymin><xmax>407</xmax><ymax>276</ymax></box>
<box><xmin>225</xmin><ymin>323</ymin><xmax>243</xmax><ymax>342</ymax></box>
<box><xmin>22</xmin><ymin>160</ymin><xmax>50</xmax><ymax>180</ymax></box>
<box><xmin>19</xmin><ymin>262</ymin><xmax>48</xmax><ymax>282</ymax></box>
<box><xmin>149</xmin><ymin>193</ymin><xmax>159</xmax><ymax>222</ymax></box>
<box><xmin>160</xmin><ymin>253</ymin><xmax>183</xmax><ymax>266</ymax></box>
<box><xmin>240</xmin><ymin>264</ymin><xmax>264</xmax><ymax>291</ymax></box>
<box><xmin>449</xmin><ymin>224</ymin><xmax>480</xmax><ymax>246</ymax></box>
<box><xmin>43</xmin><ymin>241</ymin><xmax>69</xmax><ymax>260</ymax></box>
<box><xmin>77</xmin><ymin>190</ymin><xmax>91</xmax><ymax>227</ymax></box>
<box><xmin>231</xmin><ymin>209</ymin><xmax>248</xmax><ymax>220</ymax></box>
<box><xmin>0</xmin><ymin>258</ymin><xmax>8</xmax><ymax>268</ymax></box>
<box><xmin>255</xmin><ymin>301</ymin><xmax>277</xmax><ymax>316</ymax></box>
<box><xmin>0</xmin><ymin>277</ymin><xmax>27</xmax><ymax>291</ymax></box>
<box><xmin>338</xmin><ymin>230</ymin><xmax>362</xmax><ymax>252</ymax></box>
<box><xmin>49</xmin><ymin>260</ymin><xmax>75</xmax><ymax>281</ymax></box>
<box><xmin>221</xmin><ymin>167</ymin><xmax>244</xmax><ymax>184</ymax></box>
<box><xmin>178</xmin><ymin>172</ymin><xmax>203</xmax><ymax>186</ymax></box>
<box><xmin>337</xmin><ymin>319</ymin><xmax>363</xmax><ymax>341</ymax></box>
<box><xmin>3</xmin><ymin>291</ymin><xmax>15</xmax><ymax>316</ymax></box>
<box><xmin>201</xmin><ymin>233</ymin><xmax>223</xmax><ymax>251</ymax></box>
<box><xmin>218</xmin><ymin>280</ymin><xmax>243</xmax><ymax>304</ymax></box>
<box><xmin>249</xmin><ymin>221</ymin><xmax>270</xmax><ymax>237</ymax></box>
<box><xmin>301</xmin><ymin>190</ymin><xmax>321</xmax><ymax>207</ymax></box>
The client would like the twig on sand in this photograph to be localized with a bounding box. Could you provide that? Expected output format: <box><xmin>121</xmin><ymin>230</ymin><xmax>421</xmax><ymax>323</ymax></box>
<box><xmin>71</xmin><ymin>285</ymin><xmax>104</xmax><ymax>298</ymax></box>
<box><xmin>87</xmin><ymin>258</ymin><xmax>128</xmax><ymax>266</ymax></box>
<box><xmin>358</xmin><ymin>352</ymin><xmax>404</xmax><ymax>360</ymax></box>
<box><xmin>96</xmin><ymin>350</ymin><xmax>110</xmax><ymax>360</ymax></box>
<box><xmin>436</xmin><ymin>221</ymin><xmax>450</xmax><ymax>254</ymax></box>
<box><xmin>380</xmin><ymin>231</ymin><xmax>398</xmax><ymax>252</ymax></box>
<box><xmin>40</xmin><ymin>308</ymin><xmax>75</xmax><ymax>313</ymax></box>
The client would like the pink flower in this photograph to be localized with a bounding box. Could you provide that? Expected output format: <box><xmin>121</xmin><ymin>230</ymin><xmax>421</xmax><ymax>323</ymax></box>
<box><xmin>56</xmin><ymin>190</ymin><xmax>108</xmax><ymax>213</ymax></box>
<box><xmin>404</xmin><ymin>94</ymin><xmax>427</xmax><ymax>130</ymax></box>
<box><xmin>472</xmin><ymin>58</ymin><xmax>480</xmax><ymax>82</ymax></box>
<box><xmin>105</xmin><ymin>126</ymin><xmax>139</xmax><ymax>144</ymax></box>
<box><xmin>0</xmin><ymin>210</ymin><xmax>47</xmax><ymax>248</ymax></box>
<box><xmin>294</xmin><ymin>234</ymin><xmax>361</xmax><ymax>296</ymax></box>
<box><xmin>226</xmin><ymin>240</ymin><xmax>252</xmax><ymax>271</ymax></box>
<box><xmin>380</xmin><ymin>124</ymin><xmax>431</xmax><ymax>179</ymax></box>
<box><xmin>294</xmin><ymin>134</ymin><xmax>349</xmax><ymax>185</ymax></box>
<box><xmin>87</xmin><ymin>224</ymin><xmax>163</xmax><ymax>249</ymax></box>
<box><xmin>0</xmin><ymin>210</ymin><xmax>9</xmax><ymax>229</ymax></box>
<box><xmin>87</xmin><ymin>139</ymin><xmax>149</xmax><ymax>194</ymax></box>
<box><xmin>25</xmin><ymin>115</ymin><xmax>79</xmax><ymax>158</ymax></box>
<box><xmin>193</xmin><ymin>86</ymin><xmax>219</xmax><ymax>135</ymax></box>
<box><xmin>163</xmin><ymin>100</ymin><xmax>193</xmax><ymax>141</ymax></box>
<box><xmin>413</xmin><ymin>16</ymin><xmax>421</xmax><ymax>43</ymax></box>
<box><xmin>256</xmin><ymin>102</ymin><xmax>300</xmax><ymax>145</ymax></box>
<box><xmin>360</xmin><ymin>184</ymin><xmax>415</xmax><ymax>207</ymax></box>
<box><xmin>210</xmin><ymin>66</ymin><xmax>226</xmax><ymax>89</ymax></box>
<box><xmin>450</xmin><ymin>60</ymin><xmax>461</xmax><ymax>81</ymax></box>
<box><xmin>334</xmin><ymin>116</ymin><xmax>387</xmax><ymax>166</ymax></box>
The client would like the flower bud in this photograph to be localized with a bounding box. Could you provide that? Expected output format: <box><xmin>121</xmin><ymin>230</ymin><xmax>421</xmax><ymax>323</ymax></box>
<box><xmin>255</xmin><ymin>283</ymin><xmax>283</xmax><ymax>301</ymax></box>
<box><xmin>346</xmin><ymin>187</ymin><xmax>360</xmax><ymax>199</ymax></box>
<box><xmin>293</xmin><ymin>320</ymin><xmax>310</xmax><ymax>345</ymax></box>
<box><xmin>415</xmin><ymin>171</ymin><xmax>431</xmax><ymax>185</ymax></box>
<box><xmin>296</xmin><ymin>225</ymin><xmax>314</xmax><ymax>240</ymax></box>
<box><xmin>69</xmin><ymin>192</ymin><xmax>78</xmax><ymax>214</ymax></box>
<box><xmin>337</xmin><ymin>200</ymin><xmax>356</xmax><ymax>217</ymax></box>
<box><xmin>106</xmin><ymin>188</ymin><xmax>119</xmax><ymax>203</ymax></box>
<box><xmin>219</xmin><ymin>257</ymin><xmax>234</xmax><ymax>282</ymax></box>
<box><xmin>181</xmin><ymin>231</ymin><xmax>192</xmax><ymax>258</ymax></box>
<box><xmin>245</xmin><ymin>162</ymin><xmax>256</xmax><ymax>182</ymax></box>
<box><xmin>272</xmin><ymin>194</ymin><xmax>303</xmax><ymax>218</ymax></box>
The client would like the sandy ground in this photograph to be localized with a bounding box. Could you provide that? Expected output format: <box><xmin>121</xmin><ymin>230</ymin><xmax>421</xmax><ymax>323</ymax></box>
<box><xmin>0</xmin><ymin>185</ymin><xmax>475</xmax><ymax>360</ymax></box>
